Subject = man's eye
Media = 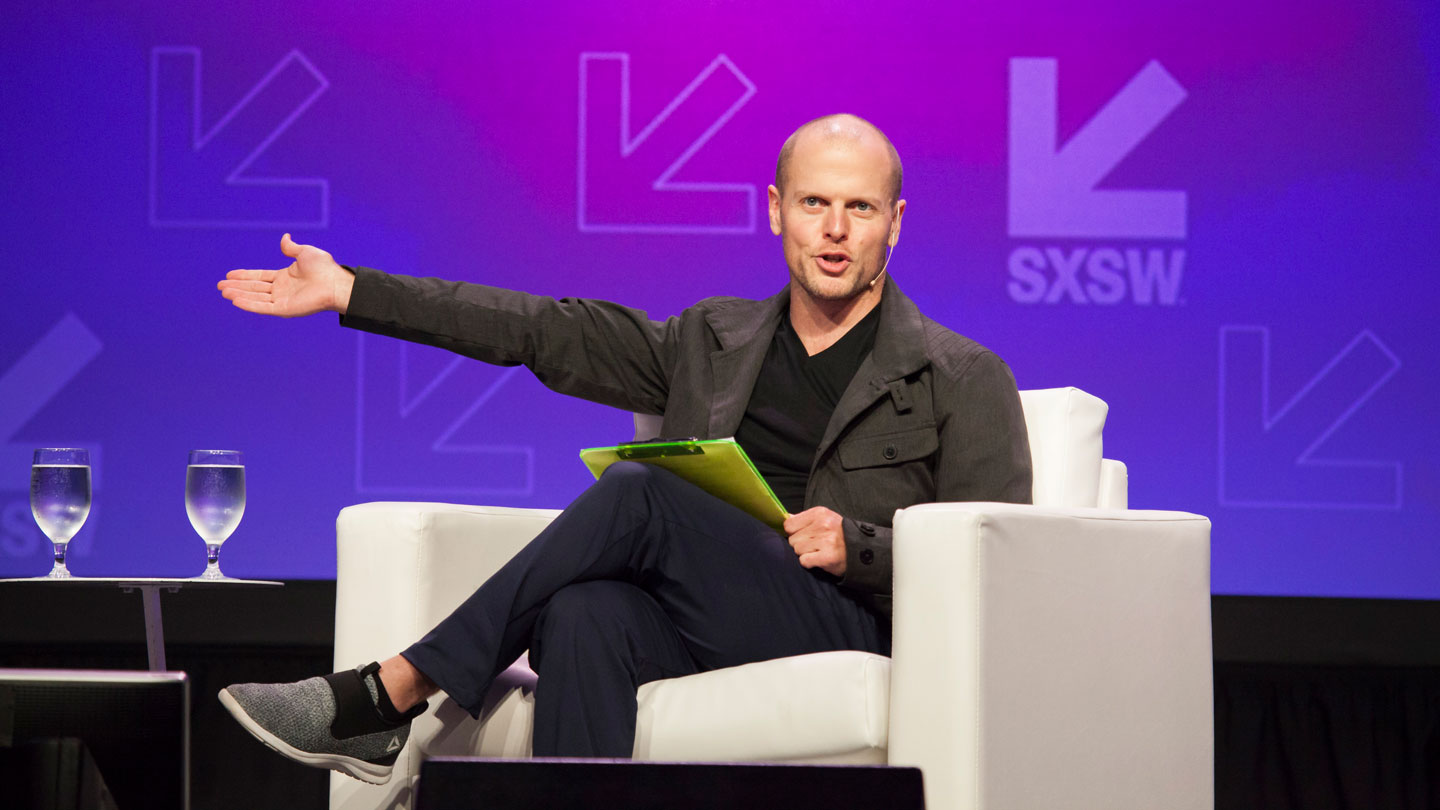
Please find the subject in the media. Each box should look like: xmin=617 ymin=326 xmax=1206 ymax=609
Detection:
xmin=855 ymin=202 xmax=872 ymax=211
xmin=803 ymin=197 xmax=821 ymax=206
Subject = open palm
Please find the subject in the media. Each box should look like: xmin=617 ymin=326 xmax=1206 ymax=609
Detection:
xmin=218 ymin=234 xmax=349 ymax=317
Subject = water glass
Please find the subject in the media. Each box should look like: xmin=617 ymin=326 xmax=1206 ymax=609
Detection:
xmin=185 ymin=450 xmax=245 ymax=579
xmin=31 ymin=448 xmax=92 ymax=579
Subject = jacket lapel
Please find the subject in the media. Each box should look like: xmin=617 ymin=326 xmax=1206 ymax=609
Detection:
xmin=704 ymin=287 xmax=788 ymax=438
xmin=812 ymin=276 xmax=930 ymax=465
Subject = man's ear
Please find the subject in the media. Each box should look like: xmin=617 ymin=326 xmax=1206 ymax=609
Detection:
xmin=888 ymin=198 xmax=906 ymax=247
xmin=767 ymin=185 xmax=783 ymax=236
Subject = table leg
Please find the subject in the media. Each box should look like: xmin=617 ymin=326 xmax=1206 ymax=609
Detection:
xmin=139 ymin=585 xmax=167 ymax=671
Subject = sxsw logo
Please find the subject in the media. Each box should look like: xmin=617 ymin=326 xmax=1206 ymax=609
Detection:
xmin=1006 ymin=59 xmax=1187 ymax=305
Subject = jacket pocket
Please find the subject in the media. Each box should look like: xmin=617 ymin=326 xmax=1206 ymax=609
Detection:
xmin=838 ymin=426 xmax=938 ymax=470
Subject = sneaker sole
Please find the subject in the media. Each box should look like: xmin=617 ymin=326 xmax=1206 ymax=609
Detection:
xmin=218 ymin=688 xmax=395 ymax=785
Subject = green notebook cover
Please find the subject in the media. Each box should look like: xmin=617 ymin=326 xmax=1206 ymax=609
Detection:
xmin=579 ymin=438 xmax=789 ymax=530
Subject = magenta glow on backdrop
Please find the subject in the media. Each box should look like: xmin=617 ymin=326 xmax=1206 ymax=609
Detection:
xmin=1 ymin=0 xmax=1436 ymax=596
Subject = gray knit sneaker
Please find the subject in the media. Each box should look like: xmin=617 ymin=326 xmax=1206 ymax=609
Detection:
xmin=218 ymin=662 xmax=427 ymax=784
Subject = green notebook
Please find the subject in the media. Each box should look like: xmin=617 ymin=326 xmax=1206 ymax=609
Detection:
xmin=579 ymin=438 xmax=789 ymax=530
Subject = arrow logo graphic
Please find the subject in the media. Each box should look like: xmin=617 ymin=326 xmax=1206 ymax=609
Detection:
xmin=0 ymin=314 xmax=103 ymax=567
xmin=355 ymin=335 xmax=533 ymax=496
xmin=1008 ymin=58 xmax=1187 ymax=239
xmin=578 ymin=52 xmax=757 ymax=233
xmin=1219 ymin=326 xmax=1402 ymax=509
xmin=150 ymin=47 xmax=329 ymax=228
xmin=0 ymin=315 xmax=102 ymax=455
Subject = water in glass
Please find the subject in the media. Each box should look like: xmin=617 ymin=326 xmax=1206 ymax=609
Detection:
xmin=30 ymin=448 xmax=91 ymax=578
xmin=186 ymin=450 xmax=245 ymax=579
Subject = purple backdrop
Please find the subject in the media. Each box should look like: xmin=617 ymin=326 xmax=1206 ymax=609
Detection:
xmin=2 ymin=1 xmax=1436 ymax=597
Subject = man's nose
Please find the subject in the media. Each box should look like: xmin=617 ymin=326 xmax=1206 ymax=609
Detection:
xmin=823 ymin=208 xmax=849 ymax=241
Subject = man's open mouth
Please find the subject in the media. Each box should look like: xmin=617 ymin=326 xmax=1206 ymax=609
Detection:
xmin=816 ymin=253 xmax=851 ymax=273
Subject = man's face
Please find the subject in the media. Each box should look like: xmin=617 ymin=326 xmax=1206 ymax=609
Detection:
xmin=768 ymin=137 xmax=904 ymax=304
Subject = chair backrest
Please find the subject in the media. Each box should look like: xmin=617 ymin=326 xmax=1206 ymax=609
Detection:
xmin=631 ymin=386 xmax=1114 ymax=510
xmin=1018 ymin=387 xmax=1108 ymax=508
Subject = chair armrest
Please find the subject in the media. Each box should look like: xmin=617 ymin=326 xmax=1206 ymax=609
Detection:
xmin=888 ymin=502 xmax=1212 ymax=810
xmin=331 ymin=503 xmax=557 ymax=810
xmin=1097 ymin=459 xmax=1128 ymax=509
xmin=333 ymin=502 xmax=560 ymax=669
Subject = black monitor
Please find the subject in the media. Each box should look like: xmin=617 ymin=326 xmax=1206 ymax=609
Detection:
xmin=0 ymin=669 xmax=189 ymax=810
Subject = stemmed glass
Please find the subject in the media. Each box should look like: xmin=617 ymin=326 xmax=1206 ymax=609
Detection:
xmin=31 ymin=448 xmax=92 ymax=579
xmin=185 ymin=450 xmax=246 ymax=580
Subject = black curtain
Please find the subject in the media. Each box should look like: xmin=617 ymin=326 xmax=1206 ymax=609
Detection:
xmin=1216 ymin=663 xmax=1440 ymax=810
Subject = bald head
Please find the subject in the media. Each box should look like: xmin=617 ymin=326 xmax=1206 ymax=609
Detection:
xmin=774 ymin=114 xmax=903 ymax=205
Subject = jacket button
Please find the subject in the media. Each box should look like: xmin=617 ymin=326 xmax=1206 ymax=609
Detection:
xmin=859 ymin=549 xmax=875 ymax=565
xmin=859 ymin=522 xmax=876 ymax=537
xmin=882 ymin=444 xmax=897 ymax=460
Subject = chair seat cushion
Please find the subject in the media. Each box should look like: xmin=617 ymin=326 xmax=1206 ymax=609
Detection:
xmin=634 ymin=650 xmax=891 ymax=763
xmin=434 ymin=651 xmax=891 ymax=765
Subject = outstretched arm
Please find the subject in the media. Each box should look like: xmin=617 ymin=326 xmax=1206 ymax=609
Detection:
xmin=217 ymin=234 xmax=355 ymax=317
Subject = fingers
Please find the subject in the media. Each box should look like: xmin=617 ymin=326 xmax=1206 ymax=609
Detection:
xmin=218 ymin=279 xmax=273 ymax=294
xmin=793 ymin=532 xmax=846 ymax=575
xmin=792 ymin=540 xmax=821 ymax=567
xmin=787 ymin=530 xmax=829 ymax=558
xmin=219 ymin=285 xmax=271 ymax=304
xmin=226 ymin=295 xmax=276 ymax=315
xmin=280 ymin=232 xmax=301 ymax=258
xmin=797 ymin=549 xmax=843 ymax=572
xmin=796 ymin=550 xmax=824 ymax=569
xmin=785 ymin=505 xmax=847 ymax=577
xmin=225 ymin=269 xmax=278 ymax=282
xmin=783 ymin=509 xmax=818 ymax=534
xmin=784 ymin=506 xmax=839 ymax=535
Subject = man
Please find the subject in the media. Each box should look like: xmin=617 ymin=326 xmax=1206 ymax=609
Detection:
xmin=216 ymin=114 xmax=1032 ymax=783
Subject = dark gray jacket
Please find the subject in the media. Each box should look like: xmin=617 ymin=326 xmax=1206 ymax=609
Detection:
xmin=341 ymin=267 xmax=1033 ymax=620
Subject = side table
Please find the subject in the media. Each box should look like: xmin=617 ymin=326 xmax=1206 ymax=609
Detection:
xmin=0 ymin=577 xmax=282 ymax=671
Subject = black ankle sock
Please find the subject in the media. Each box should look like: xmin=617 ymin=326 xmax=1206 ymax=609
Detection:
xmin=359 ymin=662 xmax=411 ymax=725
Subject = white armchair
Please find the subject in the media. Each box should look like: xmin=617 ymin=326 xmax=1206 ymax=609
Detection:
xmin=330 ymin=388 xmax=1213 ymax=810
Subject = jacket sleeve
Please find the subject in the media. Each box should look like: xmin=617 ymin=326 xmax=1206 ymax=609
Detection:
xmin=930 ymin=350 xmax=1033 ymax=507
xmin=837 ymin=349 xmax=1032 ymax=595
xmin=839 ymin=516 xmax=892 ymax=594
xmin=338 ymin=266 xmax=678 ymax=415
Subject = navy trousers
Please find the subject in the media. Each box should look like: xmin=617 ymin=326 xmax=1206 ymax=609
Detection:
xmin=401 ymin=462 xmax=888 ymax=757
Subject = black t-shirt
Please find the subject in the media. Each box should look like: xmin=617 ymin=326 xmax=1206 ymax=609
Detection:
xmin=734 ymin=306 xmax=882 ymax=513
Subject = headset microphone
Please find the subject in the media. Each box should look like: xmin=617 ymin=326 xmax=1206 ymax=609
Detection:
xmin=869 ymin=242 xmax=895 ymax=289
